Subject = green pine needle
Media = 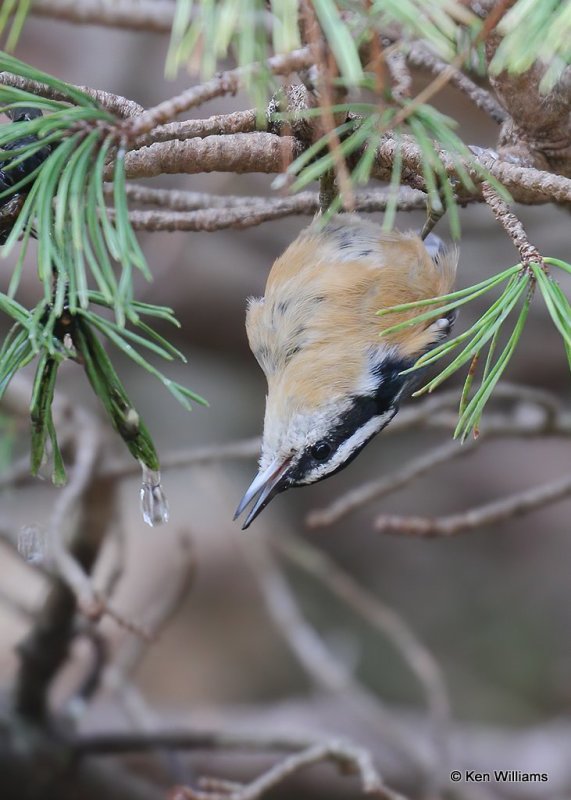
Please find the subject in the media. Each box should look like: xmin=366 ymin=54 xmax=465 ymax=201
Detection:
xmin=0 ymin=54 xmax=209 ymax=482
xmin=0 ymin=0 xmax=31 ymax=51
xmin=377 ymin=258 xmax=571 ymax=440
xmin=454 ymin=289 xmax=532 ymax=441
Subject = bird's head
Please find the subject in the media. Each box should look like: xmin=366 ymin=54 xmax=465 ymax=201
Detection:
xmin=234 ymin=346 xmax=417 ymax=528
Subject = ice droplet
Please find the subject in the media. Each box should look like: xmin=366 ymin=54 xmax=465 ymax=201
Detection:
xmin=18 ymin=525 xmax=48 ymax=565
xmin=140 ymin=465 xmax=169 ymax=527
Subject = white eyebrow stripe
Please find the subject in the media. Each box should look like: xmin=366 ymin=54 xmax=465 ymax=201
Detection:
xmin=299 ymin=410 xmax=396 ymax=485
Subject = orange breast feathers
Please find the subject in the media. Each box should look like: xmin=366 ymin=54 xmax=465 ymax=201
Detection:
xmin=245 ymin=217 xmax=458 ymax=407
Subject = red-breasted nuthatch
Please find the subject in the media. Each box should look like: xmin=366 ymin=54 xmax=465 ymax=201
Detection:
xmin=235 ymin=214 xmax=458 ymax=528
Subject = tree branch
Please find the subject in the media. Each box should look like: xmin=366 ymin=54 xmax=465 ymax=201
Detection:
xmin=0 ymin=72 xmax=144 ymax=117
xmin=117 ymin=185 xmax=426 ymax=212
xmin=120 ymin=133 xmax=303 ymax=180
xmin=144 ymin=110 xmax=260 ymax=146
xmin=175 ymin=739 xmax=405 ymax=800
xmin=372 ymin=135 xmax=571 ymax=206
xmin=119 ymin=130 xmax=571 ymax=209
xmin=29 ymin=0 xmax=175 ymax=32
xmin=375 ymin=473 xmax=571 ymax=537
xmin=119 ymin=188 xmax=428 ymax=231
xmin=125 ymin=48 xmax=312 ymax=137
xmin=405 ymin=42 xmax=506 ymax=124
xmin=481 ymin=182 xmax=544 ymax=267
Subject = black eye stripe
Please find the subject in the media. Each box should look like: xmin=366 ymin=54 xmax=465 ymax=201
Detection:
xmin=287 ymin=355 xmax=416 ymax=487
xmin=293 ymin=395 xmax=397 ymax=479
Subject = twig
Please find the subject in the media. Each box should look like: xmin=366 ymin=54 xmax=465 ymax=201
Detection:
xmin=37 ymin=412 xmax=151 ymax=636
xmin=65 ymin=621 xmax=108 ymax=717
xmin=54 ymin=693 xmax=571 ymax=800
xmin=106 ymin=187 xmax=427 ymax=232
xmin=104 ymin=437 xmax=261 ymax=481
xmin=405 ymin=43 xmax=506 ymax=124
xmin=120 ymin=184 xmax=418 ymax=215
xmin=307 ymin=439 xmax=478 ymax=528
xmin=373 ymin=134 xmax=571 ymax=206
xmin=379 ymin=383 xmax=563 ymax=437
xmin=272 ymin=533 xmax=451 ymax=787
xmin=28 ymin=0 xmax=175 ymax=32
xmin=122 ymin=206 xmax=313 ymax=232
xmin=144 ymin=110 xmax=260 ymax=146
xmin=375 ymin=472 xmax=571 ymax=536
xmin=245 ymin=535 xmax=351 ymax=693
xmin=386 ymin=49 xmax=412 ymax=102
xmin=47 ymin=410 xmax=103 ymax=616
xmin=101 ymin=531 xmax=195 ymax=786
xmin=100 ymin=522 xmax=127 ymax=600
xmin=125 ymin=48 xmax=312 ymax=137
xmin=481 ymin=182 xmax=544 ymax=268
xmin=388 ymin=50 xmax=470 ymax=133
xmin=118 ymin=189 xmax=427 ymax=231
xmin=106 ymin=184 xmax=267 ymax=211
xmin=174 ymin=739 xmax=406 ymax=800
xmin=0 ymin=72 xmax=145 ymax=117
xmin=102 ymin=385 xmax=565 ymax=483
xmin=96 ymin=531 xmax=197 ymax=781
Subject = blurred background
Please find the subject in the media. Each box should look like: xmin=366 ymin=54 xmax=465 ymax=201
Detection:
xmin=1 ymin=14 xmax=571 ymax=795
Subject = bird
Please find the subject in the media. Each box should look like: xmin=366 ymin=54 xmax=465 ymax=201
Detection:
xmin=234 ymin=214 xmax=458 ymax=529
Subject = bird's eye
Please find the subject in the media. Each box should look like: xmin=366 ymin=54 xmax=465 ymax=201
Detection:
xmin=310 ymin=441 xmax=332 ymax=461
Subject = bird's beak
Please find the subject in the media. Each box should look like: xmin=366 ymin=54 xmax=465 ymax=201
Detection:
xmin=234 ymin=456 xmax=292 ymax=530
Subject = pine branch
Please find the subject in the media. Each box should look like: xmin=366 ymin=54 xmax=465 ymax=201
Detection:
xmin=119 ymin=130 xmax=571 ymax=208
xmin=117 ymin=188 xmax=428 ymax=232
xmin=125 ymin=47 xmax=312 ymax=137
xmin=481 ymin=182 xmax=544 ymax=268
xmin=0 ymin=71 xmax=145 ymax=117
xmin=143 ymin=110 xmax=260 ymax=146
xmin=28 ymin=0 xmax=175 ymax=32
xmin=120 ymin=132 xmax=303 ymax=179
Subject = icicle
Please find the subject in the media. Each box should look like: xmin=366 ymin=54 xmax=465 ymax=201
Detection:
xmin=139 ymin=464 xmax=169 ymax=527
xmin=18 ymin=525 xmax=48 ymax=565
